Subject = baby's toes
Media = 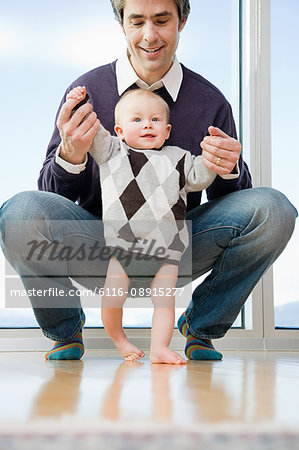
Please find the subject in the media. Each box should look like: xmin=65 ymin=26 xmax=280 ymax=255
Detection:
xmin=175 ymin=357 xmax=186 ymax=365
xmin=124 ymin=352 xmax=140 ymax=362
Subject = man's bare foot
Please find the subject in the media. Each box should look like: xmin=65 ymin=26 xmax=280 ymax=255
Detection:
xmin=114 ymin=336 xmax=145 ymax=362
xmin=150 ymin=347 xmax=186 ymax=365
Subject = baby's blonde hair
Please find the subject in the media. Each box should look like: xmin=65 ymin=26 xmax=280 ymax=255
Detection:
xmin=114 ymin=89 xmax=170 ymax=125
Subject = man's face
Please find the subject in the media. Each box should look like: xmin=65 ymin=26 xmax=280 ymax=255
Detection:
xmin=122 ymin=0 xmax=186 ymax=84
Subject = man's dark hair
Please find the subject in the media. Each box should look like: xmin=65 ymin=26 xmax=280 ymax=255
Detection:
xmin=110 ymin=0 xmax=190 ymax=25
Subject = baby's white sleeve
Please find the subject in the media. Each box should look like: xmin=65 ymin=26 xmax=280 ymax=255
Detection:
xmin=185 ymin=153 xmax=216 ymax=193
xmin=89 ymin=125 xmax=120 ymax=165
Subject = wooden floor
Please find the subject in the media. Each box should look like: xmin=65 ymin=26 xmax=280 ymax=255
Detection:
xmin=0 ymin=351 xmax=298 ymax=426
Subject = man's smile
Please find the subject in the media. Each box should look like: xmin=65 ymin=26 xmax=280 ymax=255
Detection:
xmin=139 ymin=45 xmax=164 ymax=54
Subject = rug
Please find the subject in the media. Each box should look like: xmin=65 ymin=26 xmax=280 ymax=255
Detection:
xmin=0 ymin=418 xmax=298 ymax=450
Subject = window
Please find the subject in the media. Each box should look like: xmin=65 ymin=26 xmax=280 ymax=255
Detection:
xmin=0 ymin=0 xmax=241 ymax=330
xmin=240 ymin=0 xmax=299 ymax=348
xmin=271 ymin=0 xmax=299 ymax=329
xmin=0 ymin=0 xmax=125 ymax=328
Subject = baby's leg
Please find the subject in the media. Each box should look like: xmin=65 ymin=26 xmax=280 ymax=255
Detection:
xmin=150 ymin=264 xmax=186 ymax=365
xmin=102 ymin=257 xmax=145 ymax=361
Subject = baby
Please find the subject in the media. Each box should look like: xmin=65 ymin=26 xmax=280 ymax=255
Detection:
xmin=66 ymin=86 xmax=216 ymax=364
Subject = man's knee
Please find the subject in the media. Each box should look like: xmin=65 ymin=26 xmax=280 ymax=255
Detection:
xmin=0 ymin=190 xmax=67 ymax=257
xmin=1 ymin=191 xmax=36 ymax=250
xmin=0 ymin=190 xmax=56 ymax=222
xmin=253 ymin=187 xmax=297 ymax=234
xmin=245 ymin=187 xmax=297 ymax=255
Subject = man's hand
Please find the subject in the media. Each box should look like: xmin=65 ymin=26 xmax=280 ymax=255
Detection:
xmin=56 ymin=86 xmax=100 ymax=165
xmin=200 ymin=126 xmax=241 ymax=176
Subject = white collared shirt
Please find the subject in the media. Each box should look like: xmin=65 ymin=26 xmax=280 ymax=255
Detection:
xmin=56 ymin=52 xmax=239 ymax=180
xmin=116 ymin=50 xmax=183 ymax=101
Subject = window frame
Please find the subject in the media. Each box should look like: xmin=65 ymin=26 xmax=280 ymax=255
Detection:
xmin=241 ymin=0 xmax=299 ymax=349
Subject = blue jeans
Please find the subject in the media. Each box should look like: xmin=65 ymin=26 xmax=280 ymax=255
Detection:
xmin=0 ymin=188 xmax=297 ymax=341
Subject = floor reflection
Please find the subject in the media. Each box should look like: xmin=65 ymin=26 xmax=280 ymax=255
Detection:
xmin=31 ymin=360 xmax=84 ymax=419
xmin=12 ymin=352 xmax=297 ymax=425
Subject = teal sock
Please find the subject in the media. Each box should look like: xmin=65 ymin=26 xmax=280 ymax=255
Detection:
xmin=45 ymin=313 xmax=85 ymax=361
xmin=177 ymin=312 xmax=222 ymax=361
xmin=177 ymin=312 xmax=190 ymax=337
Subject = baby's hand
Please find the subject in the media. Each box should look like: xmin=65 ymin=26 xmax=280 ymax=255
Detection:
xmin=66 ymin=85 xmax=86 ymax=101
xmin=57 ymin=85 xmax=100 ymax=165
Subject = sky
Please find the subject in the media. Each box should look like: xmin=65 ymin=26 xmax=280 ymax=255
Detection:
xmin=0 ymin=0 xmax=298 ymax=327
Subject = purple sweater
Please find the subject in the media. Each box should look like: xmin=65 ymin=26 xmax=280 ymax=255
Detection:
xmin=38 ymin=61 xmax=252 ymax=217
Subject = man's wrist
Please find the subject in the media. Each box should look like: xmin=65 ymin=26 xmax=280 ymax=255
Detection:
xmin=59 ymin=145 xmax=86 ymax=165
xmin=56 ymin=145 xmax=88 ymax=174
xmin=220 ymin=161 xmax=240 ymax=180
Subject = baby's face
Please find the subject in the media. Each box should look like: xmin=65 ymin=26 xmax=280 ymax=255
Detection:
xmin=115 ymin=94 xmax=171 ymax=149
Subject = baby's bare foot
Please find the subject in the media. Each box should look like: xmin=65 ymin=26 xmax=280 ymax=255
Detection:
xmin=150 ymin=347 xmax=186 ymax=365
xmin=114 ymin=336 xmax=145 ymax=362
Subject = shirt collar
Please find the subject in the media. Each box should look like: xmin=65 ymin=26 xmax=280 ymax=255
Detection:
xmin=116 ymin=50 xmax=183 ymax=102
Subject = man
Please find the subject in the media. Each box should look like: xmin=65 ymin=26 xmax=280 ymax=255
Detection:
xmin=0 ymin=0 xmax=297 ymax=361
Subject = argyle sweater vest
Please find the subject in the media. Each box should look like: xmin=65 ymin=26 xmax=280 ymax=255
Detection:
xmin=89 ymin=126 xmax=216 ymax=262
